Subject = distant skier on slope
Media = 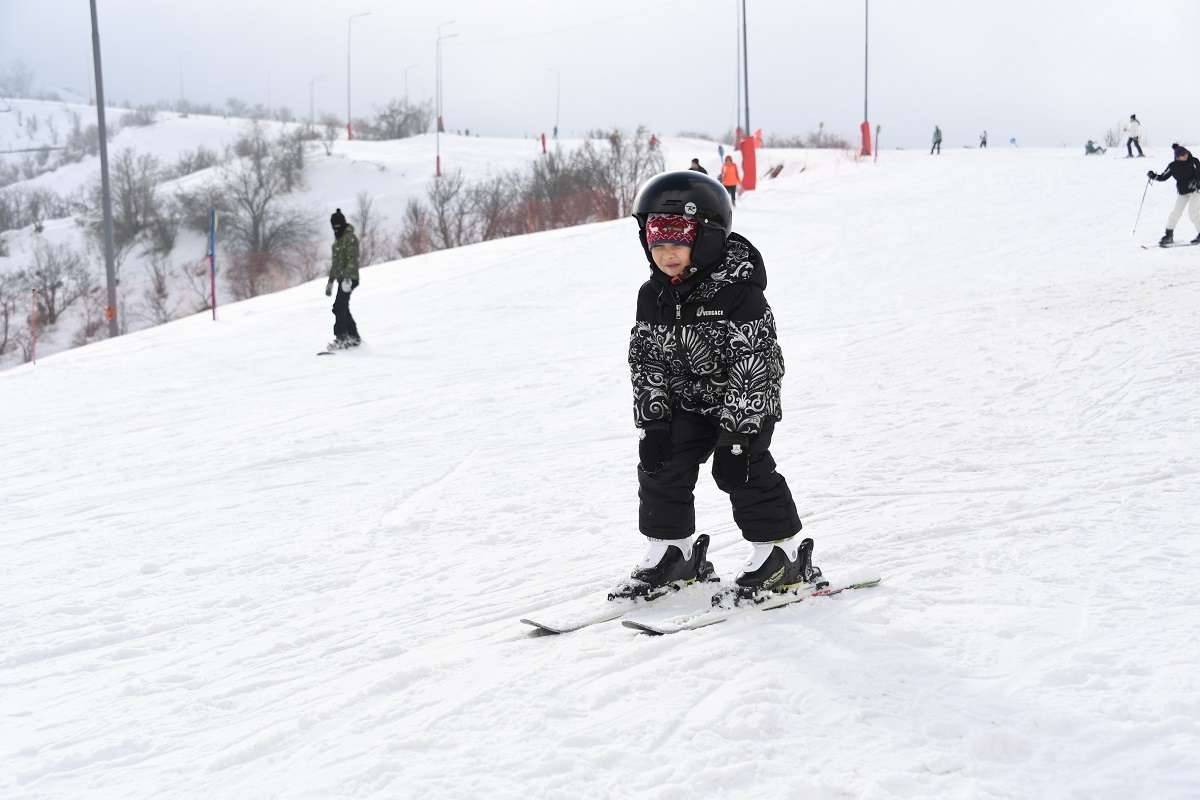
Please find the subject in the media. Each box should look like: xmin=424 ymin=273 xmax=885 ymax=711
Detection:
xmin=931 ymin=125 xmax=943 ymax=155
xmin=1085 ymin=140 xmax=1106 ymax=155
xmin=1126 ymin=114 xmax=1145 ymax=158
xmin=979 ymin=130 xmax=988 ymax=148
xmin=623 ymin=170 xmax=812 ymax=600
xmin=324 ymin=209 xmax=361 ymax=349
xmin=688 ymin=158 xmax=708 ymax=175
xmin=1147 ymin=143 xmax=1200 ymax=246
xmin=719 ymin=155 xmax=740 ymax=206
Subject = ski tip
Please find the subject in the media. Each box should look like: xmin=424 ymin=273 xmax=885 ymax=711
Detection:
xmin=519 ymin=618 xmax=565 ymax=635
xmin=621 ymin=620 xmax=667 ymax=635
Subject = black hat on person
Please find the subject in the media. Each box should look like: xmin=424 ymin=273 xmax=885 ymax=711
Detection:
xmin=1172 ymin=143 xmax=1190 ymax=158
xmin=330 ymin=208 xmax=347 ymax=230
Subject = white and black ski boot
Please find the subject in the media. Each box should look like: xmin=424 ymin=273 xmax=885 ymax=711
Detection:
xmin=609 ymin=534 xmax=717 ymax=601
xmin=734 ymin=536 xmax=823 ymax=598
xmin=1160 ymin=229 xmax=1174 ymax=247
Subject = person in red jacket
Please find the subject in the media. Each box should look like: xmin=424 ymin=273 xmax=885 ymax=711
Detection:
xmin=719 ymin=155 xmax=740 ymax=207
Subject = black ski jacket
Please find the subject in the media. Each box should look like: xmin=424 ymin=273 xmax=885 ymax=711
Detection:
xmin=1154 ymin=153 xmax=1200 ymax=194
xmin=629 ymin=233 xmax=784 ymax=437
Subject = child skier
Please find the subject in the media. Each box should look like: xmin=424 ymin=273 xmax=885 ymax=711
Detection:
xmin=623 ymin=170 xmax=812 ymax=600
xmin=1147 ymin=143 xmax=1200 ymax=246
xmin=324 ymin=208 xmax=361 ymax=348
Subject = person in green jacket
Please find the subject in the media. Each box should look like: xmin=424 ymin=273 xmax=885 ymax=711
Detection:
xmin=324 ymin=208 xmax=361 ymax=348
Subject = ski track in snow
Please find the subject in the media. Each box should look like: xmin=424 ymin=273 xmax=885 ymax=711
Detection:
xmin=3 ymin=146 xmax=1200 ymax=798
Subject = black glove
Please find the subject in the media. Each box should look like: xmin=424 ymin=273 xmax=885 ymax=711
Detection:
xmin=324 ymin=278 xmax=334 ymax=297
xmin=638 ymin=423 xmax=672 ymax=474
xmin=1147 ymin=170 xmax=1157 ymax=180
xmin=712 ymin=431 xmax=752 ymax=487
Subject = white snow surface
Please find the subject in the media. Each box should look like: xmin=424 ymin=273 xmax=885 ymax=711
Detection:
xmin=3 ymin=147 xmax=1199 ymax=798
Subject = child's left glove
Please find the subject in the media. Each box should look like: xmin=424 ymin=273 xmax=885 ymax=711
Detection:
xmin=712 ymin=431 xmax=751 ymax=488
xmin=340 ymin=278 xmax=354 ymax=293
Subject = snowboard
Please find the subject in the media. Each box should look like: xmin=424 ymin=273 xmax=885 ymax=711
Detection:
xmin=621 ymin=576 xmax=882 ymax=636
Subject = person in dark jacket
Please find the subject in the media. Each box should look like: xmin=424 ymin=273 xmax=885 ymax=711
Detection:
xmin=688 ymin=158 xmax=708 ymax=174
xmin=1147 ymin=143 xmax=1200 ymax=245
xmin=931 ymin=125 xmax=943 ymax=155
xmin=324 ymin=208 xmax=361 ymax=348
xmin=619 ymin=171 xmax=811 ymax=600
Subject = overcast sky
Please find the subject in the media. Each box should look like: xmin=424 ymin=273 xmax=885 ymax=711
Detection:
xmin=3 ymin=0 xmax=1197 ymax=148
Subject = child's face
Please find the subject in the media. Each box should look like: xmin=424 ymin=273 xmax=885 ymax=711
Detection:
xmin=651 ymin=244 xmax=692 ymax=278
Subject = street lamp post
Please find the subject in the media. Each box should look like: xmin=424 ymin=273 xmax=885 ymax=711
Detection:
xmin=861 ymin=0 xmax=872 ymax=156
xmin=346 ymin=11 xmax=371 ymax=140
xmin=309 ymin=75 xmax=325 ymax=126
xmin=741 ymin=0 xmax=750 ymax=135
xmin=435 ymin=21 xmax=457 ymax=177
xmin=88 ymin=0 xmax=118 ymax=338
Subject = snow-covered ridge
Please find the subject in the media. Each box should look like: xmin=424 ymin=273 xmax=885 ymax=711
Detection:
xmin=2 ymin=144 xmax=1198 ymax=798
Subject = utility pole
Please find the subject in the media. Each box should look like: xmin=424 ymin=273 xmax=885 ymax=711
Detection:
xmin=436 ymin=21 xmax=457 ymax=177
xmin=864 ymin=0 xmax=870 ymax=123
xmin=346 ymin=12 xmax=371 ymax=139
xmin=309 ymin=76 xmax=324 ymax=126
xmin=741 ymin=0 xmax=750 ymax=135
xmin=89 ymin=0 xmax=118 ymax=338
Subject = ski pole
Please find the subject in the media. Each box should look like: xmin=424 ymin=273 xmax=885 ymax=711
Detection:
xmin=1132 ymin=177 xmax=1151 ymax=237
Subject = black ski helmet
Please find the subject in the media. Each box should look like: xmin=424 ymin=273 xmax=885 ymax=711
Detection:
xmin=632 ymin=170 xmax=732 ymax=269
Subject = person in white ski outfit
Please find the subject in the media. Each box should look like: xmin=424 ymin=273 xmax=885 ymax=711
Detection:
xmin=1126 ymin=114 xmax=1145 ymax=158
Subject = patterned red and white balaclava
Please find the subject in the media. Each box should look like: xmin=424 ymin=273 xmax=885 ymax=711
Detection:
xmin=645 ymin=213 xmax=698 ymax=248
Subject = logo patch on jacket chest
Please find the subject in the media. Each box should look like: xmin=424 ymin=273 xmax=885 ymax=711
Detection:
xmin=695 ymin=306 xmax=724 ymax=318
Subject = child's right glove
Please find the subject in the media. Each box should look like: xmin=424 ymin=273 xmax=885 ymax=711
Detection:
xmin=325 ymin=278 xmax=335 ymax=296
xmin=1147 ymin=170 xmax=1158 ymax=180
xmin=638 ymin=423 xmax=672 ymax=474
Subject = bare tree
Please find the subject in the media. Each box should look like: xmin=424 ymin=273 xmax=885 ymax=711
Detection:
xmin=320 ymin=113 xmax=341 ymax=156
xmin=470 ymin=175 xmax=521 ymax=242
xmin=95 ymin=148 xmax=164 ymax=249
xmin=219 ymin=126 xmax=309 ymax=299
xmin=397 ymin=199 xmax=434 ymax=257
xmin=0 ymin=273 xmax=18 ymax=355
xmin=287 ymin=240 xmax=328 ymax=283
xmin=0 ymin=60 xmax=35 ymax=97
xmin=139 ymin=254 xmax=179 ymax=325
xmin=353 ymin=98 xmax=434 ymax=140
xmin=427 ymin=170 xmax=473 ymax=250
xmin=22 ymin=240 xmax=94 ymax=325
xmin=354 ymin=190 xmax=381 ymax=266
xmin=177 ymin=258 xmax=214 ymax=313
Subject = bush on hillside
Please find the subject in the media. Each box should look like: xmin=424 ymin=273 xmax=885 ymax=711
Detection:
xmin=353 ymin=98 xmax=434 ymax=141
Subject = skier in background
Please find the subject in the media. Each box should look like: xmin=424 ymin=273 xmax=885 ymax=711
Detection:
xmin=719 ymin=155 xmax=741 ymax=206
xmin=324 ymin=209 xmax=361 ymax=349
xmin=979 ymin=130 xmax=988 ymax=148
xmin=1085 ymin=139 xmax=1106 ymax=155
xmin=931 ymin=125 xmax=943 ymax=155
xmin=1147 ymin=143 xmax=1200 ymax=246
xmin=688 ymin=158 xmax=708 ymax=175
xmin=622 ymin=170 xmax=812 ymax=599
xmin=1126 ymin=114 xmax=1145 ymax=158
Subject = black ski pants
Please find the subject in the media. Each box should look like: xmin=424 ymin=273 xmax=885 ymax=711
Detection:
xmin=331 ymin=280 xmax=360 ymax=341
xmin=725 ymin=184 xmax=738 ymax=207
xmin=931 ymin=141 xmax=941 ymax=155
xmin=1127 ymin=137 xmax=1144 ymax=157
xmin=638 ymin=410 xmax=802 ymax=543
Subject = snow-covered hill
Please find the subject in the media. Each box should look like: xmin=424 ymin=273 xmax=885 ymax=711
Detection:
xmin=2 ymin=146 xmax=1198 ymax=798
xmin=0 ymin=99 xmax=618 ymax=369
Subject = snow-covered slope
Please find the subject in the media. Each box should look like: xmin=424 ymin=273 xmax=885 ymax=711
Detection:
xmin=3 ymin=147 xmax=1198 ymax=798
